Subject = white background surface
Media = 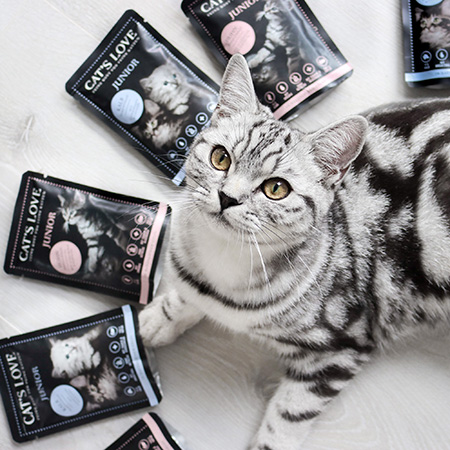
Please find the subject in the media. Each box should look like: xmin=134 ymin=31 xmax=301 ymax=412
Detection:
xmin=1 ymin=1 xmax=450 ymax=449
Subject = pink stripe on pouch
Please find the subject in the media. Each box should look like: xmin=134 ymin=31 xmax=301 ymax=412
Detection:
xmin=139 ymin=203 xmax=168 ymax=304
xmin=142 ymin=414 xmax=176 ymax=450
xmin=273 ymin=63 xmax=353 ymax=119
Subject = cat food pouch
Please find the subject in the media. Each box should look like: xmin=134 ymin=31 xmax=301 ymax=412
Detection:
xmin=105 ymin=412 xmax=189 ymax=450
xmin=181 ymin=0 xmax=353 ymax=120
xmin=0 ymin=305 xmax=162 ymax=443
xmin=4 ymin=172 xmax=170 ymax=305
xmin=66 ymin=10 xmax=220 ymax=185
xmin=402 ymin=0 xmax=450 ymax=88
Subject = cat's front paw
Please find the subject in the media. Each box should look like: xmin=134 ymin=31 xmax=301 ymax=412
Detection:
xmin=139 ymin=294 xmax=181 ymax=348
xmin=139 ymin=291 xmax=205 ymax=348
xmin=173 ymin=104 xmax=189 ymax=115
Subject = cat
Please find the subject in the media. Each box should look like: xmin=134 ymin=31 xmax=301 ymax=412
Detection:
xmin=132 ymin=99 xmax=186 ymax=149
xmin=138 ymin=53 xmax=450 ymax=450
xmin=58 ymin=191 xmax=128 ymax=275
xmin=250 ymin=52 xmax=285 ymax=90
xmin=247 ymin=0 xmax=323 ymax=75
xmin=50 ymin=327 xmax=101 ymax=379
xmin=50 ymin=326 xmax=120 ymax=411
xmin=140 ymin=63 xmax=192 ymax=116
xmin=416 ymin=0 xmax=450 ymax=50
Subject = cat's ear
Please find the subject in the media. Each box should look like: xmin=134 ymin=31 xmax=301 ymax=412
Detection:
xmin=312 ymin=116 xmax=368 ymax=188
xmin=442 ymin=0 xmax=450 ymax=17
xmin=415 ymin=7 xmax=424 ymax=21
xmin=87 ymin=326 xmax=101 ymax=340
xmin=213 ymin=54 xmax=260 ymax=119
xmin=73 ymin=191 xmax=86 ymax=209
xmin=57 ymin=195 xmax=66 ymax=207
xmin=139 ymin=77 xmax=149 ymax=91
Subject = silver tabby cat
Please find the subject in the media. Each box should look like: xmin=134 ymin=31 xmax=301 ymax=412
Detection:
xmin=139 ymin=54 xmax=450 ymax=449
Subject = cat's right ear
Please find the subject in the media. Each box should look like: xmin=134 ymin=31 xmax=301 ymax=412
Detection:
xmin=57 ymin=194 xmax=65 ymax=206
xmin=415 ymin=7 xmax=424 ymax=21
xmin=73 ymin=191 xmax=86 ymax=208
xmin=213 ymin=54 xmax=260 ymax=120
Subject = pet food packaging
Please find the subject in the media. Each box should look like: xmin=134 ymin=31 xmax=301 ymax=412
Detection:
xmin=402 ymin=0 xmax=450 ymax=88
xmin=181 ymin=0 xmax=353 ymax=120
xmin=105 ymin=412 xmax=189 ymax=450
xmin=0 ymin=305 xmax=162 ymax=443
xmin=4 ymin=172 xmax=170 ymax=305
xmin=66 ymin=10 xmax=220 ymax=185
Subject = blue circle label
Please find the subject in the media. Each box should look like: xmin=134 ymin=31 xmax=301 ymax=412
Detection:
xmin=111 ymin=89 xmax=144 ymax=125
xmin=416 ymin=0 xmax=442 ymax=6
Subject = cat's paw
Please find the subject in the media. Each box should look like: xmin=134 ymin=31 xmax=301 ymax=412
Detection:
xmin=173 ymin=104 xmax=189 ymax=115
xmin=91 ymin=351 xmax=101 ymax=369
xmin=138 ymin=294 xmax=182 ymax=348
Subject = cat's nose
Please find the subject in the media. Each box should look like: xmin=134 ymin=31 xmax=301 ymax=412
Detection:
xmin=219 ymin=191 xmax=240 ymax=211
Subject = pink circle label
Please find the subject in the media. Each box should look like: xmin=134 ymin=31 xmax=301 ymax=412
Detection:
xmin=49 ymin=241 xmax=82 ymax=275
xmin=221 ymin=21 xmax=256 ymax=55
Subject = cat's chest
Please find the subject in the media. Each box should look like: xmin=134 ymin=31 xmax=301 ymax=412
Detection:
xmin=75 ymin=216 xmax=102 ymax=238
xmin=192 ymin=236 xmax=255 ymax=293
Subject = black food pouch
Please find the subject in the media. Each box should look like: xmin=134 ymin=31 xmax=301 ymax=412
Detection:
xmin=402 ymin=0 xmax=450 ymax=88
xmin=106 ymin=412 xmax=189 ymax=450
xmin=0 ymin=305 xmax=162 ymax=443
xmin=66 ymin=10 xmax=220 ymax=185
xmin=182 ymin=0 xmax=353 ymax=120
xmin=4 ymin=172 xmax=170 ymax=305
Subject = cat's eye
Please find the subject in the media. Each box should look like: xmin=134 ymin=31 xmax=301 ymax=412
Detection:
xmin=262 ymin=178 xmax=291 ymax=200
xmin=210 ymin=146 xmax=231 ymax=171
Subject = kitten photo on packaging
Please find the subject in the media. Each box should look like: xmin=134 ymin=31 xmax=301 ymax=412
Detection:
xmin=415 ymin=0 xmax=450 ymax=50
xmin=139 ymin=54 xmax=450 ymax=449
xmin=403 ymin=0 xmax=450 ymax=87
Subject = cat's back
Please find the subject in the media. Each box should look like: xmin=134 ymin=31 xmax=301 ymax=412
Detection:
xmin=345 ymin=97 xmax=450 ymax=192
xmin=337 ymin=98 xmax=450 ymax=333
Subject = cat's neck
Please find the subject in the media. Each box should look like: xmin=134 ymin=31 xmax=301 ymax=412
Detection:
xmin=173 ymin=207 xmax=329 ymax=296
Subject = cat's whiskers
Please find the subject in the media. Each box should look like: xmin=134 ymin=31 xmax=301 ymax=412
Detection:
xmin=255 ymin=224 xmax=297 ymax=273
xmin=257 ymin=220 xmax=323 ymax=297
xmin=250 ymin=231 xmax=275 ymax=301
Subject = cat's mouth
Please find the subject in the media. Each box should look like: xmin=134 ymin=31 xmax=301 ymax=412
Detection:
xmin=207 ymin=207 xmax=257 ymax=236
xmin=209 ymin=210 xmax=236 ymax=229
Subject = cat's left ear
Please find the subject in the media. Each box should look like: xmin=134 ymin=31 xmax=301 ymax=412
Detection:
xmin=312 ymin=116 xmax=368 ymax=188
xmin=213 ymin=54 xmax=261 ymax=119
xmin=73 ymin=191 xmax=86 ymax=208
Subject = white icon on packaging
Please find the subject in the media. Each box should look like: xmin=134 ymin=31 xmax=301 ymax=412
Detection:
xmin=436 ymin=49 xmax=448 ymax=61
xmin=421 ymin=51 xmax=432 ymax=63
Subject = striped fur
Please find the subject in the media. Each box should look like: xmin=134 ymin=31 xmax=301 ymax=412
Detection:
xmin=139 ymin=54 xmax=450 ymax=450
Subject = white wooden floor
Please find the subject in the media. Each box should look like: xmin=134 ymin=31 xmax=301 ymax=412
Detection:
xmin=1 ymin=1 xmax=450 ymax=449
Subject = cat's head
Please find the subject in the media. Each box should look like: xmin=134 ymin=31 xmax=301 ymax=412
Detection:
xmin=49 ymin=328 xmax=101 ymax=378
xmin=184 ymin=54 xmax=367 ymax=245
xmin=416 ymin=8 xmax=442 ymax=29
xmin=141 ymin=99 xmax=163 ymax=138
xmin=58 ymin=191 xmax=87 ymax=232
xmin=251 ymin=53 xmax=280 ymax=87
xmin=140 ymin=64 xmax=187 ymax=104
